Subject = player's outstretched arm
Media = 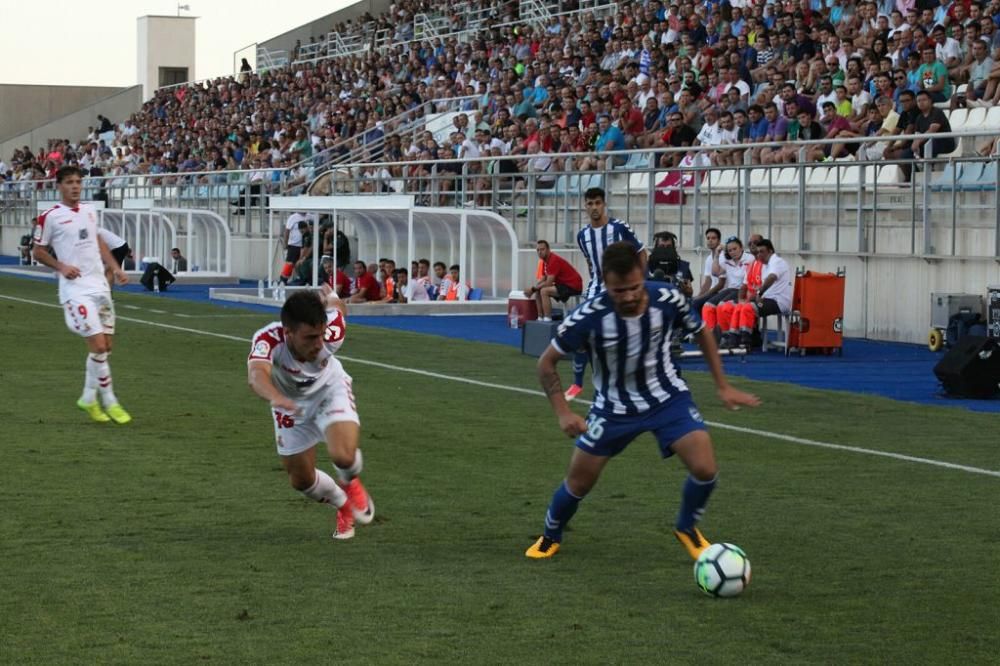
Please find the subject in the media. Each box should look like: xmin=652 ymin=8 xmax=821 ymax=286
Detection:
xmin=319 ymin=283 xmax=346 ymax=317
xmin=248 ymin=360 xmax=299 ymax=413
xmin=695 ymin=327 xmax=762 ymax=411
xmin=538 ymin=345 xmax=587 ymax=437
xmin=32 ymin=244 xmax=80 ymax=279
xmin=97 ymin=236 xmax=128 ymax=285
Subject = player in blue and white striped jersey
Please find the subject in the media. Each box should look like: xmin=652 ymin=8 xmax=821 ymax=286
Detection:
xmin=526 ymin=242 xmax=761 ymax=562
xmin=564 ymin=187 xmax=647 ymax=402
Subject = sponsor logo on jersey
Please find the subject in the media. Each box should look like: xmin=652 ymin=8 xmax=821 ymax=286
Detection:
xmin=252 ymin=340 xmax=271 ymax=358
xmin=79 ymin=228 xmax=89 ymax=240
xmin=688 ymin=406 xmax=704 ymax=423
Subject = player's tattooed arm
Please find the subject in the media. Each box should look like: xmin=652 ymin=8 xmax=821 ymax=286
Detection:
xmin=540 ymin=368 xmax=563 ymax=398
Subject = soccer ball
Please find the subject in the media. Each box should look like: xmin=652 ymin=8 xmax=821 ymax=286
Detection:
xmin=694 ymin=543 xmax=751 ymax=598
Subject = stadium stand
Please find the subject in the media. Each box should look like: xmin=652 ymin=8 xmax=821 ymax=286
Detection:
xmin=6 ymin=0 xmax=1000 ymax=192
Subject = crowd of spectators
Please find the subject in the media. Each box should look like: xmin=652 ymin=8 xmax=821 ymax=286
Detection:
xmin=5 ymin=0 xmax=1000 ymax=197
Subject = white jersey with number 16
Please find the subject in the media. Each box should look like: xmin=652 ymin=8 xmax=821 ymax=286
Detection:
xmin=247 ymin=309 xmax=347 ymax=399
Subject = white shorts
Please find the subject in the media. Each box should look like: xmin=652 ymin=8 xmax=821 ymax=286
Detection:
xmin=63 ymin=293 xmax=116 ymax=337
xmin=272 ymin=373 xmax=360 ymax=456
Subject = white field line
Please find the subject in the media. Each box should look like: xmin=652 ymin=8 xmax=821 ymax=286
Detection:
xmin=2 ymin=292 xmax=999 ymax=479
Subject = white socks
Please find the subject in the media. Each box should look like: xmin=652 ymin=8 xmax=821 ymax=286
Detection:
xmin=334 ymin=449 xmax=363 ymax=484
xmin=302 ymin=470 xmax=348 ymax=508
xmin=83 ymin=352 xmax=118 ymax=406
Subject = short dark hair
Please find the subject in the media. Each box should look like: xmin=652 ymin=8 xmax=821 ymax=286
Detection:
xmin=757 ymin=238 xmax=776 ymax=253
xmin=602 ymin=241 xmax=642 ymax=278
xmin=584 ymin=187 xmax=605 ymax=202
xmin=433 ymin=261 xmax=446 ymax=270
xmin=419 ymin=258 xmax=430 ymax=267
xmin=705 ymin=227 xmax=721 ymax=240
xmin=56 ymin=165 xmax=83 ymax=183
xmin=537 ymin=239 xmax=551 ymax=249
xmin=449 ymin=264 xmax=460 ymax=271
xmin=280 ymin=290 xmax=326 ymax=330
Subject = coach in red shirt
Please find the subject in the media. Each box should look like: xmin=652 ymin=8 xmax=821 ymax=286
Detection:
xmin=348 ymin=261 xmax=381 ymax=303
xmin=523 ymin=240 xmax=583 ymax=321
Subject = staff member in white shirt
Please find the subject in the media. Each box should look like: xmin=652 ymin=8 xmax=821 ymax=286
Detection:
xmin=731 ymin=239 xmax=792 ymax=349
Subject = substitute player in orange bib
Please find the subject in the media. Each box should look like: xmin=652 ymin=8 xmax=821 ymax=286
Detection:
xmin=247 ymin=286 xmax=374 ymax=539
xmin=31 ymin=166 xmax=131 ymax=424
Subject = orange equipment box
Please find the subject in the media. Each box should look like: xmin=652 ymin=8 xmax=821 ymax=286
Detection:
xmin=787 ymin=269 xmax=846 ymax=355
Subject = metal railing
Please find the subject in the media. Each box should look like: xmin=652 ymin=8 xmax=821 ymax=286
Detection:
xmin=4 ymin=131 xmax=1000 ymax=263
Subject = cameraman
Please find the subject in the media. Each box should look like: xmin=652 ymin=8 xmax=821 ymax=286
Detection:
xmin=647 ymin=231 xmax=694 ymax=298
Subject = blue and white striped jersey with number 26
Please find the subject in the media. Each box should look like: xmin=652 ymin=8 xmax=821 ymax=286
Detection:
xmin=550 ymin=283 xmax=704 ymax=417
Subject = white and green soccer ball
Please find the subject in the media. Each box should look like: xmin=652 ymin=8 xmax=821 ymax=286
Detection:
xmin=694 ymin=543 xmax=752 ymax=598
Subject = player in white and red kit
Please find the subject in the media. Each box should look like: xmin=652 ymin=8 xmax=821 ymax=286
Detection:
xmin=31 ymin=166 xmax=131 ymax=424
xmin=247 ymin=286 xmax=374 ymax=539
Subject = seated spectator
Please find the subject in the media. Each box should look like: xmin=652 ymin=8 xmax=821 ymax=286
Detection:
xmin=691 ymin=227 xmax=724 ymax=309
xmin=756 ymin=103 xmax=789 ymax=165
xmin=332 ymin=259 xmax=351 ymax=297
xmin=916 ymin=45 xmax=950 ymax=103
xmin=859 ymin=97 xmax=901 ymax=161
xmin=522 ymin=240 xmax=583 ymax=322
xmin=348 ymin=261 xmax=381 ymax=303
xmin=908 ymin=89 xmax=956 ymax=157
xmin=657 ymin=112 xmax=697 ymax=168
xmin=378 ymin=259 xmax=398 ymax=302
xmin=170 ymin=247 xmax=187 ymax=273
xmin=725 ymin=239 xmax=792 ymax=350
xmin=404 ymin=267 xmax=431 ymax=302
xmin=442 ymin=265 xmax=469 ymax=301
xmin=594 ymin=114 xmax=627 ymax=168
xmin=702 ymin=236 xmax=755 ymax=342
xmin=805 ymin=102 xmax=857 ymax=161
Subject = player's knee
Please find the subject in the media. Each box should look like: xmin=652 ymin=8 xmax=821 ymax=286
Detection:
xmin=690 ymin=461 xmax=718 ymax=481
xmin=564 ymin=472 xmax=597 ymax=497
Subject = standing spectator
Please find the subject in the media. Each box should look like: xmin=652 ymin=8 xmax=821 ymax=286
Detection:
xmin=279 ymin=212 xmax=314 ymax=284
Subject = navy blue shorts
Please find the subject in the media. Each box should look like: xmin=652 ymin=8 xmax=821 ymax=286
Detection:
xmin=575 ymin=393 xmax=707 ymax=458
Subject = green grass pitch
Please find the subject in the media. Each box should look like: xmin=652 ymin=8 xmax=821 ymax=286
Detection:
xmin=1 ymin=275 xmax=998 ymax=664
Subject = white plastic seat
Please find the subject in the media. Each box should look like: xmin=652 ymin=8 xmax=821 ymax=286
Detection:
xmin=749 ymin=168 xmax=769 ymax=188
xmin=947 ymin=108 xmax=968 ymax=130
xmin=775 ymin=167 xmax=799 ymax=188
xmin=806 ymin=166 xmax=833 ymax=187
xmin=964 ymin=106 xmax=987 ymax=129
xmin=628 ymin=172 xmax=650 ymax=191
xmin=707 ymin=169 xmax=738 ymax=190
xmin=876 ymin=164 xmax=903 ymax=184
xmin=982 ymin=106 xmax=1000 ymax=130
